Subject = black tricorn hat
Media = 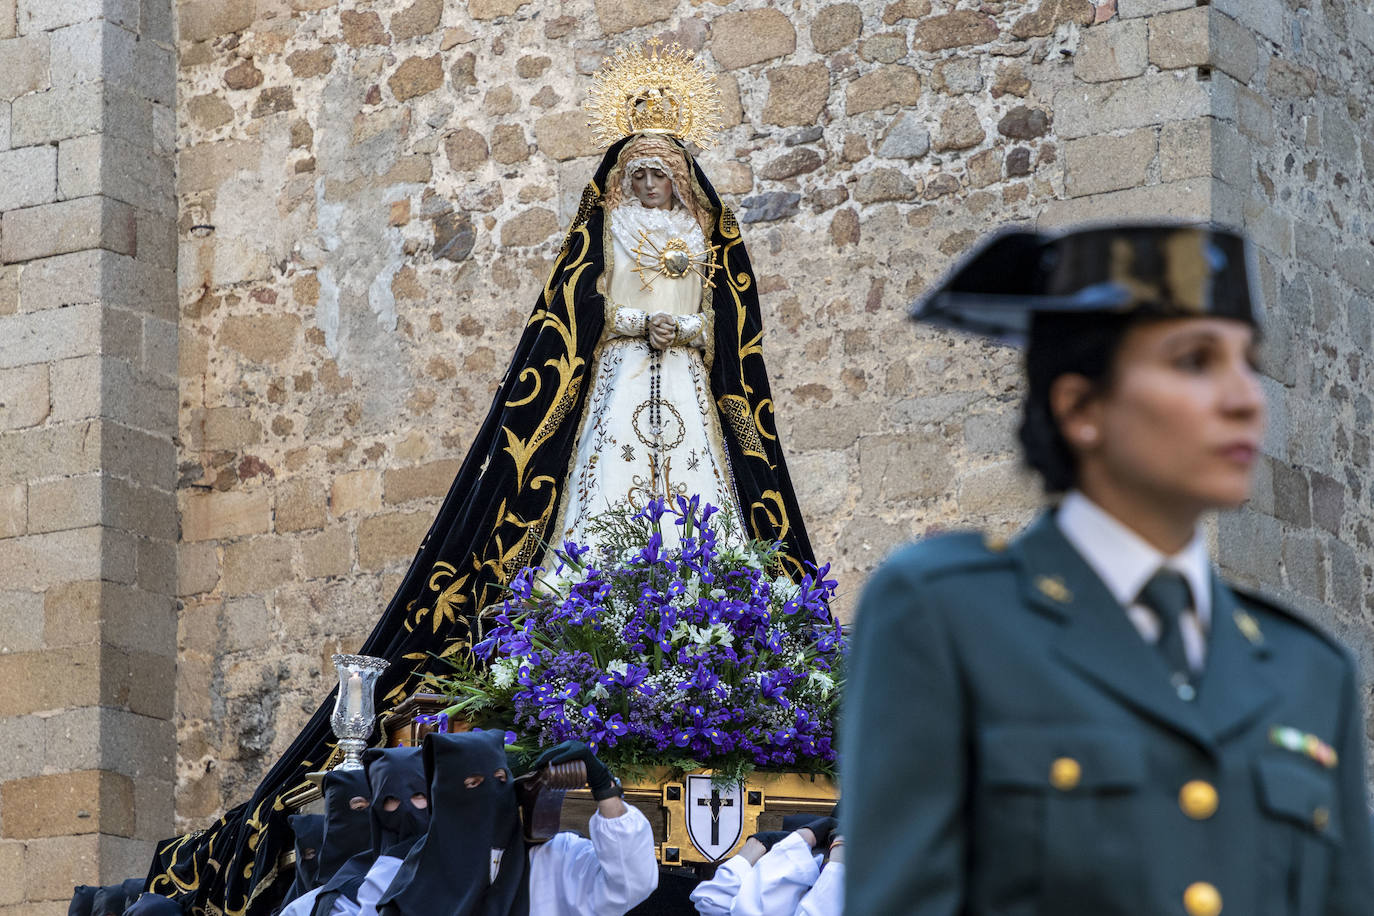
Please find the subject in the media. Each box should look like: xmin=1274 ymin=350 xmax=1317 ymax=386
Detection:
xmin=910 ymin=222 xmax=1259 ymax=345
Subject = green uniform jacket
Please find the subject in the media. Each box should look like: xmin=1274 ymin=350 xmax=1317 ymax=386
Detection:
xmin=840 ymin=513 xmax=1374 ymax=915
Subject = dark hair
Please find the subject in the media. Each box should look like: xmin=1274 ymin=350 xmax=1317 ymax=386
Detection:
xmin=1018 ymin=312 xmax=1137 ymax=492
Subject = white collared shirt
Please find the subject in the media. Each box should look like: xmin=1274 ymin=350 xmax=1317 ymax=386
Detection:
xmin=1056 ymin=490 xmax=1211 ymax=673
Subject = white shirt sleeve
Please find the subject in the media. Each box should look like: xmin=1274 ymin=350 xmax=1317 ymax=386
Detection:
xmin=352 ymin=856 xmax=402 ymax=916
xmin=795 ymin=862 xmax=843 ymax=916
xmin=729 ymin=833 xmax=819 ymax=916
xmin=278 ymin=887 xmax=323 ymax=916
xmin=528 ymin=806 xmax=659 ymax=915
xmin=689 ymin=855 xmax=751 ymax=915
xmin=325 ymin=890 xmax=362 ymax=916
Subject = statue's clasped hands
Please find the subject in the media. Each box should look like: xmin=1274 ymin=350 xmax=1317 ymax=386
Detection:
xmin=647 ymin=312 xmax=677 ymax=350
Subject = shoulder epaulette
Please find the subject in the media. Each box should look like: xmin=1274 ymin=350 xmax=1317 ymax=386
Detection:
xmin=885 ymin=530 xmax=1014 ymax=582
xmin=1229 ymin=583 xmax=1352 ymax=659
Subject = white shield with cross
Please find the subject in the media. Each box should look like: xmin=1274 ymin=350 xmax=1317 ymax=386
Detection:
xmin=684 ymin=775 xmax=745 ymax=861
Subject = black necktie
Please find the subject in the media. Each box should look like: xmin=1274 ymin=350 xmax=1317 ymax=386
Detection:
xmin=1137 ymin=569 xmax=1194 ymax=684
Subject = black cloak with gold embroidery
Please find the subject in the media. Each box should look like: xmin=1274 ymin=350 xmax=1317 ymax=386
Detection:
xmin=147 ymin=135 xmax=819 ymax=914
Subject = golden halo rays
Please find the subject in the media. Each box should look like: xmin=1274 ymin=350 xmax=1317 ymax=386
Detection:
xmin=585 ymin=37 xmax=723 ymax=150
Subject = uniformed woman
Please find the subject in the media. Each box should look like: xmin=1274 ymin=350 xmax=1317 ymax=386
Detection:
xmin=840 ymin=224 xmax=1374 ymax=915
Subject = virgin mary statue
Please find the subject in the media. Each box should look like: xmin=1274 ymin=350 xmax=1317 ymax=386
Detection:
xmin=551 ymin=131 xmax=741 ymax=552
xmin=148 ymin=40 xmax=820 ymax=914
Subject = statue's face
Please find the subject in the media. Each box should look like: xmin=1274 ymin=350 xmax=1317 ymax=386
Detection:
xmin=629 ymin=165 xmax=674 ymax=210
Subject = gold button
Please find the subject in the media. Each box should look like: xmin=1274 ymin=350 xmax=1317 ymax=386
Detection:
xmin=1184 ymin=881 xmax=1223 ymax=916
xmin=1313 ymin=807 xmax=1330 ymax=832
xmin=1049 ymin=757 xmax=1081 ymax=791
xmin=1179 ymin=780 xmax=1219 ymax=820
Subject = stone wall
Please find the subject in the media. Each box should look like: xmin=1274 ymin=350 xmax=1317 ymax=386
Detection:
xmin=71 ymin=0 xmax=1374 ymax=847
xmin=0 ymin=0 xmax=178 ymax=910
xmin=1200 ymin=0 xmax=1374 ymax=675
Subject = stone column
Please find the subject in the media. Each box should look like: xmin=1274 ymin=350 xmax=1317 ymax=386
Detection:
xmin=0 ymin=0 xmax=178 ymax=910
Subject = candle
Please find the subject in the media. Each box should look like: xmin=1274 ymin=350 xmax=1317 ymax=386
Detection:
xmin=347 ymin=671 xmax=363 ymax=714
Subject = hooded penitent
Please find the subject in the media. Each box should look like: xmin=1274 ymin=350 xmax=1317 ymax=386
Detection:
xmin=377 ymin=731 xmax=529 ymax=916
xmin=148 ymin=41 xmax=822 ymax=915
xmin=123 ymin=896 xmax=183 ymax=916
xmin=283 ymin=814 xmax=325 ymax=899
xmin=90 ymin=885 xmax=124 ymax=916
xmin=91 ymin=880 xmax=145 ymax=916
xmin=275 ymin=770 xmax=371 ymax=914
xmin=309 ymin=747 xmax=430 ymax=916
xmin=68 ymin=886 xmax=98 ymax=916
xmin=365 ymin=747 xmax=431 ymax=855
xmin=315 ymin=769 xmax=373 ymax=885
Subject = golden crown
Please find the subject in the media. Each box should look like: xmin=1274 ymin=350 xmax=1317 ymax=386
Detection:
xmin=585 ymin=38 xmax=722 ymax=150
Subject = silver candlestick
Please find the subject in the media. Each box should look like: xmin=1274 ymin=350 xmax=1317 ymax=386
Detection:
xmin=330 ymin=653 xmax=389 ymax=770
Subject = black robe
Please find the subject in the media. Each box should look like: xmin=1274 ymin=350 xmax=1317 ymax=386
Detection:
xmin=146 ymin=135 xmax=819 ymax=915
xmin=376 ymin=731 xmax=529 ymax=916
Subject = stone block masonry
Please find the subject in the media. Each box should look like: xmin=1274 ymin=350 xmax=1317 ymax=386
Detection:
xmin=0 ymin=0 xmax=178 ymax=908
xmin=0 ymin=0 xmax=1371 ymax=906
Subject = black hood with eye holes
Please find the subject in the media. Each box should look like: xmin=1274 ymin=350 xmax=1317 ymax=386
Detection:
xmin=364 ymin=746 xmax=431 ymax=856
xmin=317 ymin=768 xmax=372 ymax=884
xmin=376 ymin=731 xmax=529 ymax=916
xmin=309 ymin=748 xmax=430 ymax=916
xmin=285 ymin=814 xmax=324 ymax=896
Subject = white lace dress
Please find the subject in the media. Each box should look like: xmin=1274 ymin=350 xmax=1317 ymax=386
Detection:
xmin=547 ymin=201 xmax=744 ymax=556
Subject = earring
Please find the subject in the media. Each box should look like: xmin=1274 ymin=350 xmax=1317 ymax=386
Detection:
xmin=1078 ymin=426 xmax=1099 ymax=446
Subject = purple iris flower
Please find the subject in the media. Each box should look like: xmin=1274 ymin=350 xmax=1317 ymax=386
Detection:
xmin=633 ymin=497 xmax=667 ymax=523
xmin=601 ymin=662 xmax=649 ymax=690
xmin=757 ymin=671 xmax=788 ymax=703
xmin=453 ymin=496 xmax=846 ymax=780
xmin=581 ymin=704 xmax=629 ymax=750
xmin=634 ymin=530 xmax=664 ymax=565
xmin=473 ymin=633 xmax=499 ymax=659
xmin=504 ymin=628 xmax=535 ymax=656
xmin=560 ymin=540 xmax=591 ymax=566
xmin=508 ymin=567 xmax=539 ymax=601
xmin=676 ymin=664 xmax=720 ymax=695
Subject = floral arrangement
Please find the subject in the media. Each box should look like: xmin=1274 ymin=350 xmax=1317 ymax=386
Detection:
xmin=430 ymin=496 xmax=844 ymax=785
